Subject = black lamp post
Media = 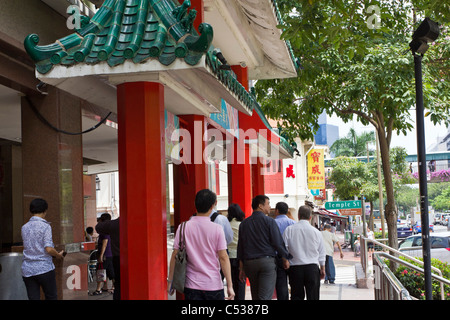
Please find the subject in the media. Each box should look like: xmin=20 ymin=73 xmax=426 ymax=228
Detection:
xmin=409 ymin=17 xmax=440 ymax=300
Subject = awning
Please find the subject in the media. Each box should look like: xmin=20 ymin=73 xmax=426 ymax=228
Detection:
xmin=314 ymin=208 xmax=348 ymax=221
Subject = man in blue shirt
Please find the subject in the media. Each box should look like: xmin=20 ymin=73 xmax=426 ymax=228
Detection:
xmin=274 ymin=202 xmax=295 ymax=300
xmin=21 ymin=198 xmax=65 ymax=300
xmin=210 ymin=208 xmax=233 ymax=245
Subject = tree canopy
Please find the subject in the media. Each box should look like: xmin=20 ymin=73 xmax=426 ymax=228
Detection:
xmin=330 ymin=128 xmax=375 ymax=157
xmin=255 ymin=0 xmax=450 ymax=249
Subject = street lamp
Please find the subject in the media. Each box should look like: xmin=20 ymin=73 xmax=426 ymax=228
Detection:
xmin=409 ymin=17 xmax=439 ymax=301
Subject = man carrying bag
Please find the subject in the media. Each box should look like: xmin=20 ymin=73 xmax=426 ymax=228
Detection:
xmin=168 ymin=189 xmax=235 ymax=300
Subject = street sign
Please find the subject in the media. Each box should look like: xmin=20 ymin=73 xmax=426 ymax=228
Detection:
xmin=338 ymin=208 xmax=362 ymax=216
xmin=325 ymin=200 xmax=362 ymax=210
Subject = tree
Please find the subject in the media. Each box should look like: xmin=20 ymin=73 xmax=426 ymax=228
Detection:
xmin=330 ymin=128 xmax=375 ymax=157
xmin=255 ymin=0 xmax=450 ymax=249
xmin=328 ymin=156 xmax=368 ymax=200
xmin=431 ymin=186 xmax=450 ymax=211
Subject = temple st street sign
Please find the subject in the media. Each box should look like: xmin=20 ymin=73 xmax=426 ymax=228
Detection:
xmin=325 ymin=200 xmax=362 ymax=210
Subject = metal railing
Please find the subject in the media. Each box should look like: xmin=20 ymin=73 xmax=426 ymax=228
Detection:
xmin=360 ymin=236 xmax=450 ymax=300
xmin=373 ymin=253 xmax=412 ymax=300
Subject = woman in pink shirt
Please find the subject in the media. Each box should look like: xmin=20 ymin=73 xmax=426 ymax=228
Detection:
xmin=168 ymin=189 xmax=235 ymax=300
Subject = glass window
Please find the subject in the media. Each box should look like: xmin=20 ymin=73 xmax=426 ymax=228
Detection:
xmin=431 ymin=237 xmax=447 ymax=249
xmin=399 ymin=237 xmax=414 ymax=248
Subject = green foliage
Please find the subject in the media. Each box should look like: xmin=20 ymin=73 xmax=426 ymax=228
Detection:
xmin=431 ymin=185 xmax=450 ymax=211
xmin=396 ymin=182 xmax=450 ymax=213
xmin=328 ymin=156 xmax=368 ymax=200
xmin=394 ymin=257 xmax=450 ymax=300
xmin=255 ymin=0 xmax=450 ymax=141
xmin=330 ymin=128 xmax=375 ymax=157
xmin=257 ymin=0 xmax=450 ymax=249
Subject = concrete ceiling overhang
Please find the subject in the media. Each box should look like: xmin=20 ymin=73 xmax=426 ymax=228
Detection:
xmin=36 ymin=55 xmax=253 ymax=117
xmin=204 ymin=0 xmax=297 ymax=80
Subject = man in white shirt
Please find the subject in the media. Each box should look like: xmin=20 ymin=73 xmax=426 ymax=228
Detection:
xmin=283 ymin=205 xmax=326 ymax=300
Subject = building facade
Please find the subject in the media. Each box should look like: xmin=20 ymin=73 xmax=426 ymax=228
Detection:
xmin=0 ymin=0 xmax=300 ymax=300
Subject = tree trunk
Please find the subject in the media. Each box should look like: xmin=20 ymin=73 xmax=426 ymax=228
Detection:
xmin=377 ymin=127 xmax=398 ymax=251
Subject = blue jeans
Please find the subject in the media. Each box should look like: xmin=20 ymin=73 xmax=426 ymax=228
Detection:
xmin=325 ymin=255 xmax=336 ymax=282
xmin=184 ymin=287 xmax=225 ymax=300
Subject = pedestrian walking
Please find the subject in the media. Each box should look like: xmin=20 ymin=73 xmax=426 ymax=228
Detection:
xmin=227 ymin=203 xmax=246 ymax=300
xmin=168 ymin=189 xmax=234 ymax=300
xmin=21 ymin=198 xmax=65 ymax=300
xmin=367 ymin=227 xmax=375 ymax=256
xmin=95 ymin=217 xmax=120 ymax=300
xmin=237 ymin=195 xmax=290 ymax=300
xmin=321 ymin=224 xmax=344 ymax=284
xmin=282 ymin=205 xmax=326 ymax=300
xmin=210 ymin=208 xmax=233 ymax=245
xmin=93 ymin=213 xmax=115 ymax=295
xmin=274 ymin=202 xmax=295 ymax=300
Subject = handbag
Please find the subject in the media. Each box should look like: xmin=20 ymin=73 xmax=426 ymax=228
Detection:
xmin=172 ymin=221 xmax=187 ymax=293
xmin=96 ymin=263 xmax=107 ymax=282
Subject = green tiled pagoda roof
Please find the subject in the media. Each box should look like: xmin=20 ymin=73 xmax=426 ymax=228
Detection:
xmin=24 ymin=0 xmax=214 ymax=74
xmin=24 ymin=0 xmax=295 ymax=157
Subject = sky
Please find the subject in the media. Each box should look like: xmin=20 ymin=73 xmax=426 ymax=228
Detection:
xmin=326 ymin=111 xmax=449 ymax=155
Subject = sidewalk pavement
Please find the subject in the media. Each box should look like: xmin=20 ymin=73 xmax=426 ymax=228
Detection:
xmin=320 ymin=244 xmax=375 ymax=300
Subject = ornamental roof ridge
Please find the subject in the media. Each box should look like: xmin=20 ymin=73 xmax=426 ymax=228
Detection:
xmin=24 ymin=0 xmax=213 ymax=74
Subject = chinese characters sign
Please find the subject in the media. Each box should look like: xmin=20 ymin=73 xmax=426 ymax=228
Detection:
xmin=307 ymin=149 xmax=325 ymax=189
xmin=286 ymin=164 xmax=295 ymax=178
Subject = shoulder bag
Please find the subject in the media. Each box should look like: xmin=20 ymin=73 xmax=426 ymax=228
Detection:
xmin=172 ymin=221 xmax=187 ymax=293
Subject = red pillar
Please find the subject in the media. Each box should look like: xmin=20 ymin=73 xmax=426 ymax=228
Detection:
xmin=252 ymin=160 xmax=266 ymax=198
xmin=228 ymin=141 xmax=253 ymax=217
xmin=190 ymin=0 xmax=205 ymax=32
xmin=227 ymin=65 xmax=252 ymax=217
xmin=117 ymin=82 xmax=167 ymax=300
xmin=231 ymin=65 xmax=249 ymax=91
xmin=173 ymin=115 xmax=209 ymax=226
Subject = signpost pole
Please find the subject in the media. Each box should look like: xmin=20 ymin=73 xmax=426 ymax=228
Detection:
xmin=361 ymin=195 xmax=367 ymax=238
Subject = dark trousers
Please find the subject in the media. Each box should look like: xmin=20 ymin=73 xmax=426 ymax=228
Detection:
xmin=230 ymin=258 xmax=246 ymax=300
xmin=289 ymin=264 xmax=320 ymax=300
xmin=22 ymin=269 xmax=57 ymax=300
xmin=243 ymin=257 xmax=276 ymax=300
xmin=275 ymin=257 xmax=289 ymax=300
xmin=184 ymin=287 xmax=225 ymax=300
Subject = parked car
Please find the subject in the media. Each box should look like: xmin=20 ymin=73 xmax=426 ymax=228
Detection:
xmin=443 ymin=214 xmax=449 ymax=226
xmin=412 ymin=221 xmax=434 ymax=234
xmin=434 ymin=213 xmax=443 ymax=225
xmin=397 ymin=223 xmax=413 ymax=239
xmin=437 ymin=214 xmax=449 ymax=226
xmin=399 ymin=233 xmax=450 ymax=264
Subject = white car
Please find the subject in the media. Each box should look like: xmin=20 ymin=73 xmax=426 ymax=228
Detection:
xmin=398 ymin=232 xmax=450 ymax=264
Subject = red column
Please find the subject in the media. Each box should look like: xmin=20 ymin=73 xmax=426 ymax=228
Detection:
xmin=227 ymin=140 xmax=253 ymax=217
xmin=252 ymin=160 xmax=266 ymax=198
xmin=228 ymin=66 xmax=252 ymax=217
xmin=190 ymin=0 xmax=205 ymax=32
xmin=231 ymin=65 xmax=249 ymax=91
xmin=173 ymin=115 xmax=209 ymax=227
xmin=117 ymin=82 xmax=167 ymax=300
